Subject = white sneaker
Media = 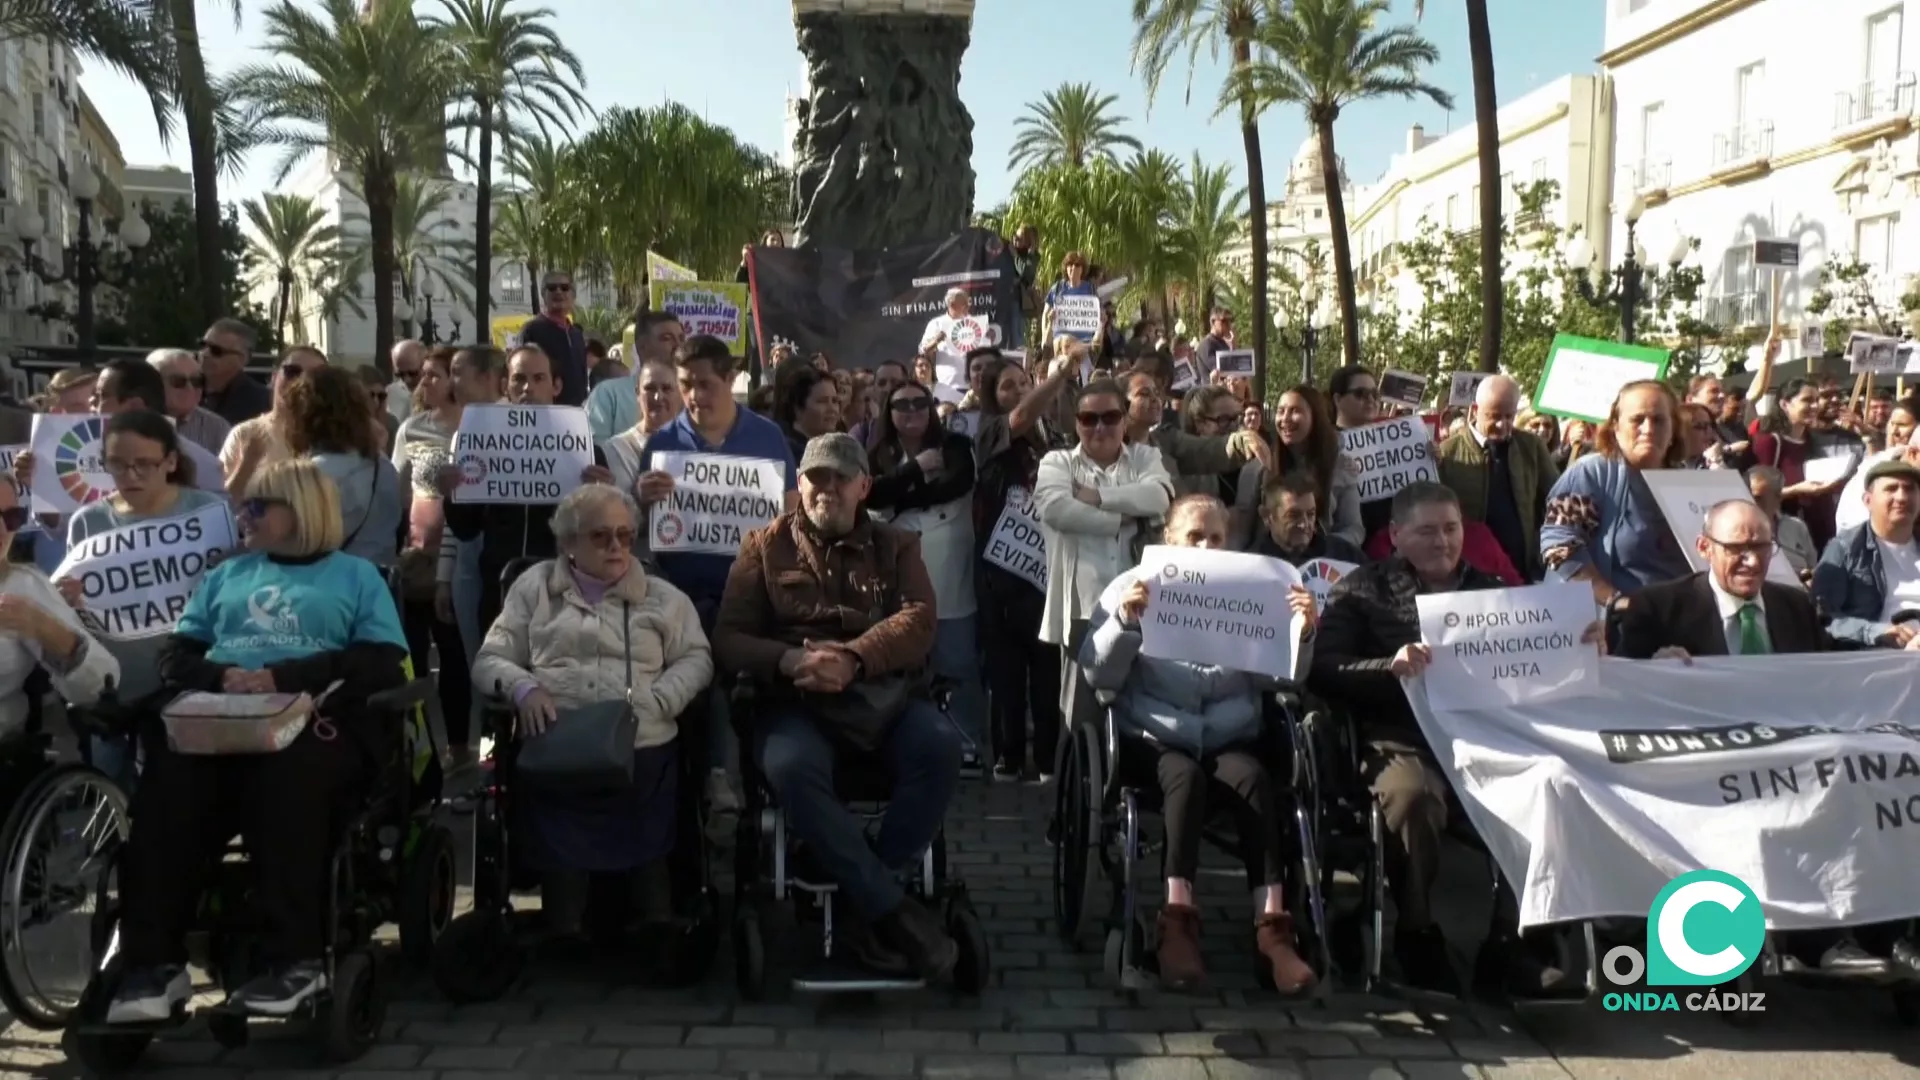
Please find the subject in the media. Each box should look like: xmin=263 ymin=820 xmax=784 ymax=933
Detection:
xmin=104 ymin=964 xmax=189 ymax=1024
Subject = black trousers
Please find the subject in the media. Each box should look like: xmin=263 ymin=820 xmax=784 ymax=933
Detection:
xmin=979 ymin=567 xmax=1060 ymax=772
xmin=120 ymin=730 xmax=372 ymax=968
xmin=403 ymin=598 xmax=471 ymax=747
xmin=1152 ymin=745 xmax=1286 ymax=887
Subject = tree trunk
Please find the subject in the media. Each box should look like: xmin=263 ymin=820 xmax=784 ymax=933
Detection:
xmin=368 ymin=164 xmax=398 ymax=369
xmin=274 ymin=273 xmax=290 ymax=346
xmin=526 ymin=259 xmax=539 ymax=313
xmin=170 ymin=0 xmax=222 ymax=327
xmin=1234 ymin=37 xmax=1270 ymax=400
xmin=1467 ymin=0 xmax=1503 ymax=374
xmin=1315 ymin=116 xmax=1362 ymax=369
xmin=472 ymin=96 xmax=493 ymax=346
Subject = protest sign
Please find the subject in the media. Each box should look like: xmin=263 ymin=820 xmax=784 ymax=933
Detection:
xmin=1448 ymin=371 xmax=1490 ymax=408
xmin=1052 ymin=294 xmax=1102 ymax=337
xmin=649 ymin=281 xmax=750 ymax=356
xmin=982 ymin=486 xmax=1047 ymax=591
xmin=1533 ymin=334 xmax=1670 ymax=423
xmin=490 ymin=313 xmax=532 ymax=350
xmin=1405 ymin=650 xmax=1920 ymax=929
xmin=647 ymin=250 xmax=697 ymax=282
xmin=180 ymin=438 xmax=224 ymax=494
xmin=29 ymin=414 xmax=110 ymax=515
xmin=1753 ymin=238 xmax=1800 ymax=270
xmin=648 ymin=451 xmax=784 ymax=554
xmin=1380 ymin=369 xmax=1428 ymax=408
xmin=1640 ymin=468 xmax=1802 ymax=587
xmin=1096 ymin=276 xmax=1130 ymax=300
xmin=0 ymin=444 xmax=23 ymax=483
xmin=1339 ymin=416 xmax=1437 ymax=503
xmin=1171 ymin=359 xmax=1198 ymax=392
xmin=450 ymin=404 xmax=593 ymax=504
xmin=1802 ymin=452 xmax=1859 ymax=486
xmin=1298 ymin=557 xmax=1359 ymax=608
xmin=54 ymin=501 xmax=234 ymax=640
xmin=1215 ymin=349 xmax=1255 ymax=377
xmin=1801 ymin=323 xmax=1825 ymax=357
xmin=1415 ymin=581 xmax=1600 ymax=712
xmin=1848 ymin=331 xmax=1901 ymax=374
xmin=1138 ymin=545 xmax=1303 ymax=680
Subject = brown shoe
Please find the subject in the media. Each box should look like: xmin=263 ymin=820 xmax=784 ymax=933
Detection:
xmin=1155 ymin=904 xmax=1206 ymax=991
xmin=1256 ymin=912 xmax=1318 ymax=996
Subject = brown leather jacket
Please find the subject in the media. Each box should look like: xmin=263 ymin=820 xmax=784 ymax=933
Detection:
xmin=713 ymin=509 xmax=936 ymax=687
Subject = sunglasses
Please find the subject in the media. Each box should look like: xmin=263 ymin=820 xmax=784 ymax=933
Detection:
xmin=200 ymin=340 xmax=242 ymax=358
xmin=890 ymin=396 xmax=932 ymax=413
xmin=1076 ymin=409 xmax=1126 ymax=429
xmin=0 ymin=507 xmax=26 ymax=532
xmin=165 ymin=374 xmax=206 ymax=391
xmin=242 ymin=497 xmax=289 ymax=519
xmin=396 ymin=369 xmax=422 ymax=385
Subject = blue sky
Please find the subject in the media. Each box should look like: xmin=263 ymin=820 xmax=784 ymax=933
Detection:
xmin=80 ymin=0 xmax=1605 ymax=209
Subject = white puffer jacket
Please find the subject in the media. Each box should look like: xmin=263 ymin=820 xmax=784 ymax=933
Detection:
xmin=472 ymin=558 xmax=713 ymax=749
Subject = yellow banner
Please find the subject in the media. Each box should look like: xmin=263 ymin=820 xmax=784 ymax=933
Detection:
xmin=647 ymin=251 xmax=697 ymax=283
xmin=490 ymin=314 xmax=532 ymax=350
xmin=649 ymin=281 xmax=750 ymax=357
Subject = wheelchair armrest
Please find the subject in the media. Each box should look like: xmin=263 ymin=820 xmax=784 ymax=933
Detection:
xmin=69 ymin=685 xmax=175 ymax=738
xmin=367 ymin=678 xmax=437 ymax=715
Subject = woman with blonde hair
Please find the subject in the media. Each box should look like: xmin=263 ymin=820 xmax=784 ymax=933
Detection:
xmin=1539 ymin=380 xmax=1692 ymax=602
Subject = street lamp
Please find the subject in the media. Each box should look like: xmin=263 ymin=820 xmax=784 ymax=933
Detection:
xmin=13 ymin=166 xmax=148 ymax=360
xmin=416 ymin=268 xmax=439 ymax=346
xmin=1563 ymin=194 xmax=1688 ymax=344
xmin=1272 ymin=279 xmax=1329 ymax=386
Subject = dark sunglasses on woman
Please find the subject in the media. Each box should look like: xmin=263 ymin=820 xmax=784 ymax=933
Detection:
xmin=890 ymin=396 xmax=931 ymax=413
xmin=0 ymin=507 xmax=27 ymax=532
xmin=1076 ymin=409 xmax=1125 ymax=429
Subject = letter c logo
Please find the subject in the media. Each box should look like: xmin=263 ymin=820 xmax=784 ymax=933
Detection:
xmin=1646 ymin=870 xmax=1766 ymax=986
xmin=1657 ymin=880 xmax=1749 ymax=979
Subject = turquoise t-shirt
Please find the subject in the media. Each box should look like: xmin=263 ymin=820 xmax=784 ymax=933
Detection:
xmin=174 ymin=550 xmax=407 ymax=669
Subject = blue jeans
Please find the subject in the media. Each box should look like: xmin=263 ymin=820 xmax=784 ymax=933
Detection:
xmin=754 ymin=699 xmax=960 ymax=919
xmin=928 ymin=616 xmax=985 ymax=758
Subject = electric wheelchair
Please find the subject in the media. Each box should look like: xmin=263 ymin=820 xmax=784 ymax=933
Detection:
xmin=428 ymin=557 xmax=720 ymax=1003
xmin=55 ymin=669 xmax=456 ymax=1074
xmin=728 ymin=673 xmax=990 ymax=999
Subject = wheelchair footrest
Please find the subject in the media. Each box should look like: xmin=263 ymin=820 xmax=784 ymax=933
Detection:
xmin=791 ymin=954 xmax=925 ymax=993
xmin=69 ymin=1009 xmax=189 ymax=1037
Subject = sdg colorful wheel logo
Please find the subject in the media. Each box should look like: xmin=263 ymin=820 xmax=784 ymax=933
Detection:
xmin=1602 ymin=869 xmax=1768 ymax=1014
xmin=54 ymin=417 xmax=108 ymax=505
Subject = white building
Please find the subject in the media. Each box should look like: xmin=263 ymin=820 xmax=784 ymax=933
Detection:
xmin=1604 ymin=0 xmax=1919 ymax=367
xmin=120 ymin=165 xmax=191 ymax=212
xmin=1222 ymin=137 xmax=1352 ymax=292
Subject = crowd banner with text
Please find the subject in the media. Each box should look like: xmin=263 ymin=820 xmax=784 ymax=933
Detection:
xmin=650 ymin=281 xmax=750 ymax=356
xmin=982 ymin=486 xmax=1047 ymax=591
xmin=1137 ymin=545 xmax=1304 ymax=680
xmin=1339 ymin=416 xmax=1437 ymax=503
xmin=1533 ymin=334 xmax=1671 ymax=423
xmin=1639 ymin=468 xmax=1802 ymax=588
xmin=54 ymin=501 xmax=235 ymax=640
xmin=1448 ymin=371 xmax=1491 ymax=408
xmin=1299 ymin=557 xmax=1359 ymax=607
xmin=747 ymin=228 xmax=1021 ymax=371
xmin=647 ymin=250 xmax=698 ymax=283
xmin=28 ymin=414 xmax=110 ymax=515
xmin=450 ymin=404 xmax=593 ymax=505
xmin=1405 ymin=651 xmax=1920 ymax=930
xmin=1214 ymin=349 xmax=1255 ymax=377
xmin=1380 ymin=369 xmax=1429 ymax=409
xmin=648 ymin=451 xmax=784 ymax=555
xmin=1052 ymin=294 xmax=1103 ymax=338
xmin=1414 ymin=581 xmax=1600 ymax=713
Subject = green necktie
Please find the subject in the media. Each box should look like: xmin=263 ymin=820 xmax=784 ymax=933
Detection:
xmin=1736 ymin=603 xmax=1770 ymax=656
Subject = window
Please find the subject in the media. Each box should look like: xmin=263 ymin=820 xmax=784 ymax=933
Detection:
xmin=1721 ymin=245 xmax=1755 ymax=303
xmin=1446 ymin=193 xmax=1459 ymax=229
xmin=1858 ymin=214 xmax=1899 ymax=277
xmin=1532 ymin=158 xmax=1549 ymax=181
xmin=1640 ymin=102 xmax=1664 ymax=162
xmin=1735 ymin=61 xmax=1765 ymax=132
xmin=30 ymin=90 xmax=43 ymax=138
xmin=1867 ymin=8 xmax=1903 ymax=92
xmin=1469 ymin=184 xmax=1481 ymax=225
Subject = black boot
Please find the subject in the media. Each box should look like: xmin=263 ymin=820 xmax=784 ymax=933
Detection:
xmin=875 ymin=896 xmax=958 ymax=982
xmin=1394 ymin=924 xmax=1461 ymax=996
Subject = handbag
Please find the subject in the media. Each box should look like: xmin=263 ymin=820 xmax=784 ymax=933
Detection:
xmin=514 ymin=600 xmax=639 ymax=792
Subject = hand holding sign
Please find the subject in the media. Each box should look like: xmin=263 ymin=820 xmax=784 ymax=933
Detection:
xmin=635 ymin=470 xmax=675 ymax=506
xmin=1118 ymin=579 xmax=1150 ymax=625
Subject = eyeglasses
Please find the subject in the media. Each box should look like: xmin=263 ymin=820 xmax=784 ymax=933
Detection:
xmin=585 ymin=527 xmax=635 ymax=550
xmin=0 ymin=507 xmax=27 ymax=532
xmin=200 ymin=340 xmax=241 ymax=358
xmin=241 ymin=497 xmax=289 ymax=519
xmin=1076 ymin=409 xmax=1126 ymax=429
xmin=890 ymin=396 xmax=931 ymax=413
xmin=1204 ymin=412 xmax=1240 ymax=427
xmin=279 ymin=363 xmax=308 ymax=380
xmin=105 ymin=457 xmax=166 ymax=477
xmin=165 ymin=374 xmax=205 ymax=391
xmin=1705 ymin=536 xmax=1772 ymax=559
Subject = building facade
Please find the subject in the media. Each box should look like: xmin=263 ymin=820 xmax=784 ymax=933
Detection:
xmin=120 ymin=165 xmax=191 ymax=213
xmin=1222 ymin=136 xmax=1352 ymax=305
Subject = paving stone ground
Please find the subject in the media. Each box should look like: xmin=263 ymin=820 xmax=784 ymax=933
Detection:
xmin=5 ymin=769 xmax=1920 ymax=1078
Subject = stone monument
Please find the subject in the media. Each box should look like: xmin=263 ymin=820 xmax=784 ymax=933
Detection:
xmin=789 ymin=0 xmax=976 ymax=250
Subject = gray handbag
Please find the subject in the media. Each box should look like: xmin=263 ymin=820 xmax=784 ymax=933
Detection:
xmin=514 ymin=601 xmax=638 ymax=792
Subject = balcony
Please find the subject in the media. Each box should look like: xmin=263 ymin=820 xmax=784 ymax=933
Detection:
xmin=1710 ymin=122 xmax=1773 ymax=178
xmin=1706 ymin=290 xmax=1770 ymax=328
xmin=1834 ymin=73 xmax=1916 ymax=139
xmin=1623 ymin=158 xmax=1671 ymax=195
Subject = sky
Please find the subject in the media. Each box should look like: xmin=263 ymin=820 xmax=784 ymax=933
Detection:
xmin=79 ymin=0 xmax=1607 ymax=210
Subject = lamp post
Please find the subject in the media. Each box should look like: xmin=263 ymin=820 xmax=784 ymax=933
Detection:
xmin=13 ymin=167 xmax=149 ymax=360
xmin=1275 ymin=280 xmax=1333 ymax=386
xmin=395 ymin=296 xmax=414 ymax=341
xmin=1563 ymin=194 xmax=1690 ymax=344
xmin=418 ymin=278 xmax=438 ymax=346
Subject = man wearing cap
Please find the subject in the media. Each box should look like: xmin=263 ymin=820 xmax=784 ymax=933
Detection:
xmin=713 ymin=432 xmax=964 ymax=984
xmin=1813 ymin=456 xmax=1920 ymax=648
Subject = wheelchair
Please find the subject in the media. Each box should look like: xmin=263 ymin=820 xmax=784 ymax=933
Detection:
xmin=57 ymin=672 xmax=456 ymax=1074
xmin=428 ymin=557 xmax=720 ymax=1003
xmin=1051 ymin=680 xmax=1387 ymax=997
xmin=728 ymin=673 xmax=990 ymax=999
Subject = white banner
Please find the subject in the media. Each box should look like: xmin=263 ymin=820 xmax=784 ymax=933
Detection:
xmin=53 ymin=502 xmax=235 ymax=640
xmin=1339 ymin=416 xmax=1437 ymax=503
xmin=28 ymin=414 xmax=110 ymax=515
xmin=1052 ymin=294 xmax=1102 ymax=337
xmin=450 ymin=404 xmax=593 ymax=504
xmin=649 ymin=451 xmax=784 ymax=554
xmin=1298 ymin=557 xmax=1359 ymax=607
xmin=982 ymin=486 xmax=1047 ymax=591
xmin=1137 ymin=545 xmax=1303 ymax=680
xmin=1639 ymin=469 xmax=1802 ymax=588
xmin=1416 ymin=582 xmax=1600 ymax=712
xmin=1406 ymin=652 xmax=1920 ymax=930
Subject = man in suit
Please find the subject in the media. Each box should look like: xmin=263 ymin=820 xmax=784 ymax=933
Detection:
xmin=517 ymin=271 xmax=588 ymax=407
xmin=1435 ymin=375 xmax=1559 ymax=581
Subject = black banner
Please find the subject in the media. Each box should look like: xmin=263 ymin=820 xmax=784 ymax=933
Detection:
xmin=746 ymin=228 xmax=1021 ymax=371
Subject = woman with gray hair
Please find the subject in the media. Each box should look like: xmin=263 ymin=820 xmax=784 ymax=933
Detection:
xmin=472 ymin=483 xmax=713 ymax=939
xmin=1748 ymin=465 xmax=1820 ymax=583
xmin=145 ymin=347 xmax=231 ymax=456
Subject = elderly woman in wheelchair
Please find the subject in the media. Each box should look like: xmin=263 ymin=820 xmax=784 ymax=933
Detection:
xmin=1079 ymin=493 xmax=1318 ymax=994
xmin=106 ymin=459 xmax=411 ymax=1024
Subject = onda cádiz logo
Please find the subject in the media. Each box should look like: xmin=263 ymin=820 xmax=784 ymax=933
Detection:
xmin=1601 ymin=870 xmax=1768 ymax=1014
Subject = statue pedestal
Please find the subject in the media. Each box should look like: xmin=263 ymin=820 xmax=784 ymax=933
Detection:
xmin=789 ymin=0 xmax=976 ymax=250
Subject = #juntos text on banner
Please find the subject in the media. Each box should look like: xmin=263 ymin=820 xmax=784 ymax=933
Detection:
xmin=982 ymin=485 xmax=1047 ymax=592
xmin=1414 ymin=581 xmax=1600 ymax=712
xmin=1339 ymin=416 xmax=1436 ymax=503
xmin=450 ymin=405 xmax=594 ymax=504
xmin=648 ymin=451 xmax=784 ymax=555
xmin=1136 ymin=545 xmax=1304 ymax=681
xmin=53 ymin=501 xmax=235 ymax=640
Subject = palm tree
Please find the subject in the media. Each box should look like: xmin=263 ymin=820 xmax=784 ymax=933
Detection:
xmin=229 ymin=0 xmax=452 ymax=365
xmin=1008 ymin=82 xmax=1142 ymax=172
xmin=0 ymin=1 xmax=171 ymax=122
xmin=241 ymin=192 xmax=337 ymax=346
xmin=431 ymin=0 xmax=586 ymax=352
xmin=343 ymin=173 xmax=476 ymax=319
xmin=1168 ymin=153 xmax=1246 ymax=324
xmin=1131 ymin=0 xmax=1270 ymax=394
xmin=142 ymin=0 xmax=242 ymax=328
xmin=1415 ymin=0 xmax=1503 ymax=374
xmin=1229 ymin=0 xmax=1451 ymax=368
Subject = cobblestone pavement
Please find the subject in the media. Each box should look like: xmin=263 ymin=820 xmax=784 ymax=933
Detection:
xmin=6 ymin=776 xmax=1920 ymax=1079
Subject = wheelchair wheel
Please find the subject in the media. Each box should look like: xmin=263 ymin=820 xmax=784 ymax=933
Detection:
xmin=322 ymin=950 xmax=383 ymax=1063
xmin=1051 ymin=725 xmax=1102 ymax=950
xmin=0 ymin=764 xmax=129 ymax=1030
xmin=733 ymin=912 xmax=767 ymax=1001
xmin=398 ymin=823 xmax=456 ymax=966
xmin=430 ymin=909 xmax=521 ymax=1004
xmin=947 ymin=901 xmax=989 ymax=995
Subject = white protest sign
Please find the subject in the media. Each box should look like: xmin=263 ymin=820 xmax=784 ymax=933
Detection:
xmin=0 ymin=444 xmax=24 ymax=482
xmin=1415 ymin=581 xmax=1600 ymax=712
xmin=1380 ymin=370 xmax=1429 ymax=408
xmin=1849 ymin=331 xmax=1901 ymax=374
xmin=53 ymin=501 xmax=235 ymax=640
xmin=1533 ymin=334 xmax=1670 ymax=423
xmin=1096 ymin=276 xmax=1130 ymax=299
xmin=450 ymin=404 xmax=593 ymax=504
xmin=1803 ymin=452 xmax=1858 ymax=486
xmin=1448 ymin=371 xmax=1491 ymax=408
xmin=1052 ymin=294 xmax=1102 ymax=337
xmin=1801 ymin=323 xmax=1826 ymax=357
xmin=1339 ymin=416 xmax=1437 ymax=503
xmin=982 ymin=486 xmax=1047 ymax=591
xmin=1299 ymin=557 xmax=1359 ymax=608
xmin=1639 ymin=468 xmax=1802 ymax=587
xmin=1137 ymin=545 xmax=1303 ymax=680
xmin=1214 ymin=349 xmax=1255 ymax=377
xmin=28 ymin=414 xmax=110 ymax=515
xmin=648 ymin=451 xmax=784 ymax=554
xmin=1171 ymin=360 xmax=1198 ymax=393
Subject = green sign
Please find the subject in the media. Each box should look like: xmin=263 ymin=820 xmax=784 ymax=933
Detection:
xmin=1532 ymin=334 xmax=1671 ymax=423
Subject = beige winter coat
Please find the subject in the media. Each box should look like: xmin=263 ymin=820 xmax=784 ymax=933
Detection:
xmin=473 ymin=558 xmax=713 ymax=749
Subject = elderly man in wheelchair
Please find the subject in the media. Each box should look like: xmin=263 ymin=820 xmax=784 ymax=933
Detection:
xmin=713 ymin=433 xmax=964 ymax=983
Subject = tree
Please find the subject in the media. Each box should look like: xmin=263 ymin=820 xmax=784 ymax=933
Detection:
xmin=1008 ymin=82 xmax=1142 ymax=172
xmin=493 ymin=133 xmax=567 ymax=314
xmin=0 ymin=1 xmax=171 ymax=126
xmin=343 ymin=173 xmax=476 ymax=318
xmin=431 ymin=0 xmax=586 ymax=351
xmin=143 ymin=0 xmax=242 ymax=329
xmin=1229 ymin=0 xmax=1451 ymax=371
xmin=92 ymin=198 xmax=277 ymax=352
xmin=1131 ymin=0 xmax=1269 ymax=396
xmin=230 ymin=0 xmax=452 ymax=366
xmin=1414 ymin=0 xmax=1503 ymax=374
xmin=241 ymin=192 xmax=337 ymax=346
xmin=1167 ymin=153 xmax=1246 ymax=322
